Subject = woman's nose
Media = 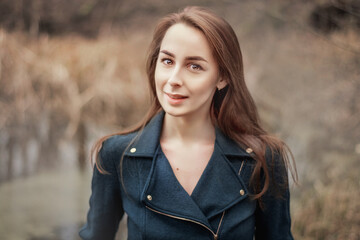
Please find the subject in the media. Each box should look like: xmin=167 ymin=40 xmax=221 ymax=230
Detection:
xmin=167 ymin=67 xmax=183 ymax=87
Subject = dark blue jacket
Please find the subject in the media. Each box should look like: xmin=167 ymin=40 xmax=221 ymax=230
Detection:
xmin=79 ymin=111 xmax=293 ymax=240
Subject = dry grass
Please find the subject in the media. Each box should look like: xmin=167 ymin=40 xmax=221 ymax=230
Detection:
xmin=0 ymin=29 xmax=152 ymax=177
xmin=291 ymin=153 xmax=360 ymax=240
xmin=0 ymin=29 xmax=151 ymax=136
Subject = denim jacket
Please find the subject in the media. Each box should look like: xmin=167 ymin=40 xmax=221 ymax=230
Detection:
xmin=79 ymin=111 xmax=293 ymax=240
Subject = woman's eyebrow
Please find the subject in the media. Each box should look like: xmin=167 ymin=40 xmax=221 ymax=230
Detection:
xmin=160 ymin=50 xmax=175 ymax=57
xmin=186 ymin=56 xmax=208 ymax=63
xmin=160 ymin=50 xmax=208 ymax=63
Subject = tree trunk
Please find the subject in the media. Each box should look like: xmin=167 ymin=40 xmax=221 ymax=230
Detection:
xmin=6 ymin=135 xmax=15 ymax=180
xmin=77 ymin=121 xmax=87 ymax=171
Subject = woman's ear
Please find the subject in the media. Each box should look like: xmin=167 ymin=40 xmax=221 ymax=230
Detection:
xmin=216 ymin=78 xmax=228 ymax=90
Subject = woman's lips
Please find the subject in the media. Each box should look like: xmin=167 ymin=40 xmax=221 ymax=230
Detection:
xmin=165 ymin=92 xmax=188 ymax=104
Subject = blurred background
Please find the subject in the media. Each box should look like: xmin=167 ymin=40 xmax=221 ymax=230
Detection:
xmin=0 ymin=0 xmax=359 ymax=239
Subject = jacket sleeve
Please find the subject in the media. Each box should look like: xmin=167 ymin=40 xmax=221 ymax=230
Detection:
xmin=79 ymin=141 xmax=124 ymax=240
xmin=254 ymin=149 xmax=294 ymax=240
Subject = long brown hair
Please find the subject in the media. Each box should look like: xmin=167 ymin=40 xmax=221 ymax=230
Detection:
xmin=92 ymin=6 xmax=297 ymax=199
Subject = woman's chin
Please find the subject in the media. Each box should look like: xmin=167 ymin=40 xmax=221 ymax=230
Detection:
xmin=163 ymin=108 xmax=187 ymax=117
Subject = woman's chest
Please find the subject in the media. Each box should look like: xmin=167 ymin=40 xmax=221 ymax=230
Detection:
xmin=161 ymin=143 xmax=214 ymax=196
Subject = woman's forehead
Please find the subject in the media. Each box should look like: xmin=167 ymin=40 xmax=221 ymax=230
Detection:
xmin=160 ymin=23 xmax=214 ymax=60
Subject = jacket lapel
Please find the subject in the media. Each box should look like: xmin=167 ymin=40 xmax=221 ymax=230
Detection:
xmin=123 ymin=111 xmax=211 ymax=226
xmin=190 ymin=129 xmax=252 ymax=219
xmin=123 ymin=110 xmax=164 ymax=158
xmin=141 ymin=145 xmax=211 ymax=227
xmin=124 ymin=110 xmax=255 ymax=224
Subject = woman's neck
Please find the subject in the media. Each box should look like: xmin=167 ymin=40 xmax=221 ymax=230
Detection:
xmin=161 ymin=112 xmax=215 ymax=145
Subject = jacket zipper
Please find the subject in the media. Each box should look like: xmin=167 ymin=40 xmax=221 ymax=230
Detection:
xmin=238 ymin=160 xmax=246 ymax=175
xmin=146 ymin=205 xmax=225 ymax=240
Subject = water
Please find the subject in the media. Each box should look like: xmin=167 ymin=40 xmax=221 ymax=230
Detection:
xmin=0 ymin=167 xmax=92 ymax=240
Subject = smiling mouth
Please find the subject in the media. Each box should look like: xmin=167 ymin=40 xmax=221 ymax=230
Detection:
xmin=166 ymin=93 xmax=188 ymax=99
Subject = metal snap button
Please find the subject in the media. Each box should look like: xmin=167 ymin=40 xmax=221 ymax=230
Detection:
xmin=147 ymin=195 xmax=152 ymax=201
xmin=239 ymin=189 xmax=245 ymax=196
xmin=246 ymin=148 xmax=253 ymax=154
xmin=130 ymin=147 xmax=136 ymax=153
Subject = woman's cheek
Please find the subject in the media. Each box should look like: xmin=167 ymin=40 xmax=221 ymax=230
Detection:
xmin=155 ymin=69 xmax=168 ymax=85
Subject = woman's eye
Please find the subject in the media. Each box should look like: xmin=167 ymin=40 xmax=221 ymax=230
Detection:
xmin=189 ymin=64 xmax=202 ymax=71
xmin=162 ymin=58 xmax=173 ymax=65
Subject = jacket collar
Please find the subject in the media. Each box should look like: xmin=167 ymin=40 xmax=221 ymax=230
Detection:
xmin=124 ymin=110 xmax=251 ymax=158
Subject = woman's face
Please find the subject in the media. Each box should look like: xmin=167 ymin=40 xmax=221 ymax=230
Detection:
xmin=154 ymin=23 xmax=225 ymax=119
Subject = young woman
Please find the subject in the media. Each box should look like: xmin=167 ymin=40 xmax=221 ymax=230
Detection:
xmin=79 ymin=6 xmax=297 ymax=240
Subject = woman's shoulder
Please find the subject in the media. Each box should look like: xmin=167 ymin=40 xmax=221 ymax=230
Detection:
xmin=263 ymin=144 xmax=291 ymax=194
xmin=264 ymin=145 xmax=286 ymax=167
xmin=99 ymin=131 xmax=138 ymax=161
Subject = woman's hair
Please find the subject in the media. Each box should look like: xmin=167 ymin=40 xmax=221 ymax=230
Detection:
xmin=92 ymin=6 xmax=297 ymax=200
